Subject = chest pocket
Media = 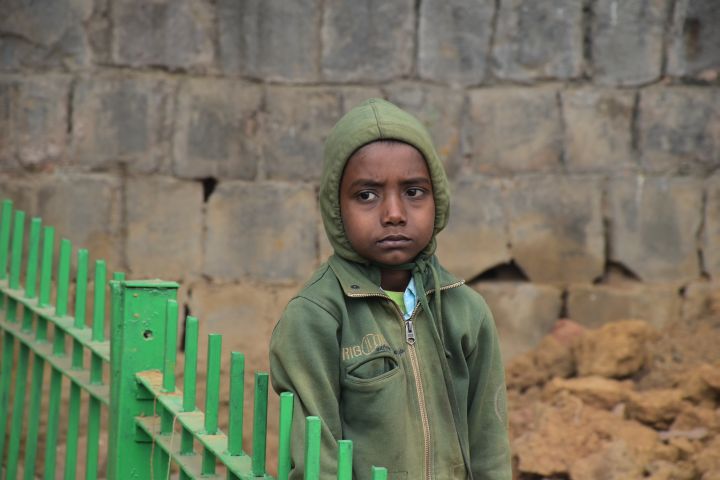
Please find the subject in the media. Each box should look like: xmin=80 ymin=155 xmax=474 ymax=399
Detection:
xmin=345 ymin=351 xmax=399 ymax=385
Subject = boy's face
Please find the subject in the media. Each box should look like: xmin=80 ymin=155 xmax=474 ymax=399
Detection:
xmin=340 ymin=142 xmax=435 ymax=266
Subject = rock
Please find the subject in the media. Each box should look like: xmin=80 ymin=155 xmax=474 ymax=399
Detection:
xmin=568 ymin=440 xmax=646 ymax=480
xmin=204 ymin=181 xmax=318 ymax=282
xmin=513 ymin=395 xmax=660 ymax=477
xmin=693 ymin=436 xmax=720 ymax=479
xmin=639 ymin=87 xmax=720 ymax=175
xmin=172 ymin=79 xmax=263 ymax=180
xmin=71 ymin=75 xmax=174 ymax=173
xmin=626 ymin=389 xmax=684 ymax=429
xmin=417 ymin=0 xmax=495 ymax=85
xmin=644 ymin=460 xmax=697 ymax=480
xmin=491 ymin=0 xmax=583 ymax=80
xmin=436 ymin=178 xmax=510 ymax=281
xmin=383 ymin=82 xmax=465 ymax=173
xmin=591 ymin=0 xmax=668 ymax=86
xmin=561 ymin=88 xmax=637 ymax=173
xmin=218 ymin=0 xmax=321 ymax=81
xmin=0 ymin=0 xmax=91 ymax=70
xmin=704 ymin=176 xmax=720 ymax=279
xmin=667 ymin=0 xmax=720 ymax=79
xmin=545 ymin=376 xmax=631 ymax=410
xmin=682 ymin=281 xmax=720 ymax=321
xmin=0 ymin=75 xmax=71 ymax=171
xmin=34 ymin=174 xmax=123 ymax=270
xmin=321 ymin=0 xmax=414 ymax=82
xmin=125 ymin=176 xmax=203 ymax=280
xmin=111 ymin=0 xmax=214 ymax=70
xmin=550 ymin=319 xmax=587 ymax=346
xmin=607 ymin=176 xmax=704 ymax=285
xmin=506 ymin=335 xmax=574 ymax=390
xmin=505 ymin=175 xmax=604 ymax=284
xmin=465 ymin=88 xmax=562 ymax=174
xmin=576 ymin=320 xmax=657 ymax=378
xmin=472 ymin=282 xmax=561 ymax=360
xmin=567 ymin=283 xmax=682 ymax=329
xmin=671 ymin=403 xmax=720 ymax=433
xmin=261 ymin=86 xmax=342 ymax=181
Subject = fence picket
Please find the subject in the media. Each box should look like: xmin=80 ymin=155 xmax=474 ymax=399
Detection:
xmin=228 ymin=351 xmax=244 ymax=457
xmin=304 ymin=416 xmax=321 ymax=480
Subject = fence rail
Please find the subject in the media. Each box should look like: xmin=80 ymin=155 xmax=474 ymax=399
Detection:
xmin=0 ymin=199 xmax=388 ymax=479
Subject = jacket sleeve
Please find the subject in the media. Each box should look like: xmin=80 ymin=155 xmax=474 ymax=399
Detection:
xmin=270 ymin=296 xmax=342 ymax=480
xmin=466 ymin=299 xmax=512 ymax=480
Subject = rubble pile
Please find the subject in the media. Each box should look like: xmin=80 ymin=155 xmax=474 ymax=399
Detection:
xmin=507 ymin=316 xmax=720 ymax=480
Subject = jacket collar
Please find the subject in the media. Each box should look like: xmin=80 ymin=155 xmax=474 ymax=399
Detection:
xmin=328 ymin=254 xmax=463 ymax=298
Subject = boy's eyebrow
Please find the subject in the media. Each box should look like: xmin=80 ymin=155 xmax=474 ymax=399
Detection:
xmin=348 ymin=177 xmax=432 ymax=189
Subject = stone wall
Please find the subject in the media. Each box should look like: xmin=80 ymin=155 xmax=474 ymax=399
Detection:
xmin=1 ymin=0 xmax=719 ymax=464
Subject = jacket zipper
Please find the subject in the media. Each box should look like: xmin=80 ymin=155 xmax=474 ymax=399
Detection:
xmin=348 ymin=280 xmax=464 ymax=480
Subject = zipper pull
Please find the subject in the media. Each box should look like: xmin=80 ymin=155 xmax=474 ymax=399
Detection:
xmin=405 ymin=319 xmax=416 ymax=345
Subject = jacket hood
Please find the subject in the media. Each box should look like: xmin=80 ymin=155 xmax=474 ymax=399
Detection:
xmin=320 ymin=98 xmax=450 ymax=264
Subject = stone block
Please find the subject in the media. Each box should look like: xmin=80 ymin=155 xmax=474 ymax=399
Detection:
xmin=0 ymin=177 xmax=38 ymax=215
xmin=417 ymin=0 xmax=495 ymax=85
xmin=35 ymin=174 xmax=122 ymax=270
xmin=205 ymin=182 xmax=318 ymax=282
xmin=668 ymin=0 xmax=720 ymax=79
xmin=218 ymin=0 xmax=321 ymax=81
xmin=126 ymin=176 xmax=203 ymax=280
xmin=173 ymin=79 xmax=262 ymax=180
xmin=383 ymin=83 xmax=465 ymax=174
xmin=608 ymin=177 xmax=703 ymax=284
xmin=682 ymin=281 xmax=720 ymax=321
xmin=436 ymin=178 xmax=510 ymax=281
xmin=465 ymin=88 xmax=562 ymax=174
xmin=591 ymin=0 xmax=667 ymax=86
xmin=111 ymin=0 xmax=214 ymax=70
xmin=472 ymin=281 xmax=562 ymax=359
xmin=0 ymin=75 xmax=71 ymax=171
xmin=703 ymin=175 xmax=720 ymax=278
xmin=506 ymin=176 xmax=604 ymax=284
xmin=568 ymin=284 xmax=682 ymax=329
xmin=321 ymin=0 xmax=414 ymax=82
xmin=491 ymin=0 xmax=583 ymax=80
xmin=338 ymin=87 xmax=384 ymax=114
xmin=71 ymin=75 xmax=174 ymax=173
xmin=262 ymin=87 xmax=342 ymax=181
xmin=561 ymin=88 xmax=637 ymax=173
xmin=639 ymin=87 xmax=720 ymax=174
xmin=0 ymin=0 xmax=91 ymax=71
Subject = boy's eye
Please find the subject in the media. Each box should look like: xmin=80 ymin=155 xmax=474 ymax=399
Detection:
xmin=357 ymin=191 xmax=378 ymax=201
xmin=406 ymin=187 xmax=426 ymax=198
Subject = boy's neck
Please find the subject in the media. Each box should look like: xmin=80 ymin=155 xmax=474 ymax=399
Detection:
xmin=380 ymin=269 xmax=411 ymax=292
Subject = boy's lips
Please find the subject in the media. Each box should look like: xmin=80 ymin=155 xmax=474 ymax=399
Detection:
xmin=377 ymin=234 xmax=412 ymax=248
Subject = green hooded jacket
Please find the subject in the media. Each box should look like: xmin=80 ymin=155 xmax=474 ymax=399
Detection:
xmin=269 ymin=99 xmax=511 ymax=480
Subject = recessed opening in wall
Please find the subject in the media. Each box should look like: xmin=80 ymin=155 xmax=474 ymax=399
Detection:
xmin=200 ymin=177 xmax=218 ymax=202
xmin=596 ymin=261 xmax=641 ymax=284
xmin=468 ymin=261 xmax=530 ymax=283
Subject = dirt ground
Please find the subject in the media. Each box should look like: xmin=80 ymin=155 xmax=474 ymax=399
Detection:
xmin=506 ymin=302 xmax=720 ymax=479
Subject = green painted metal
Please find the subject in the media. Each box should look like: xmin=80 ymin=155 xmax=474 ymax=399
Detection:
xmin=107 ymin=279 xmax=178 ymax=479
xmin=0 ymin=199 xmax=12 ymax=280
xmin=372 ymin=466 xmax=388 ymax=480
xmin=337 ymin=440 xmax=353 ymax=480
xmin=228 ymin=352 xmax=245 ymax=456
xmin=253 ymin=372 xmax=270 ymax=476
xmin=304 ymin=416 xmax=322 ymax=480
xmin=278 ymin=392 xmax=294 ymax=480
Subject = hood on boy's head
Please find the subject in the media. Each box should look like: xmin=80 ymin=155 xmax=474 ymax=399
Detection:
xmin=320 ymin=98 xmax=450 ymax=264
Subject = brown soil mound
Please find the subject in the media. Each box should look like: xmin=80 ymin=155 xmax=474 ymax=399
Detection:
xmin=507 ymin=315 xmax=720 ymax=480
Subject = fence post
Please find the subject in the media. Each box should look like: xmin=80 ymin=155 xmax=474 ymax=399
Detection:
xmin=107 ymin=279 xmax=179 ymax=480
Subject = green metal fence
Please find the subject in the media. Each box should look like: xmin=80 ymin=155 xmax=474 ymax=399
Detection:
xmin=0 ymin=199 xmax=387 ymax=479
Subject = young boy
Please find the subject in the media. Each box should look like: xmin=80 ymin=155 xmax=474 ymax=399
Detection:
xmin=270 ymin=99 xmax=511 ymax=480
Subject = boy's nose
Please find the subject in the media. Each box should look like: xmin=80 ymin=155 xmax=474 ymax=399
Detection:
xmin=382 ymin=195 xmax=406 ymax=225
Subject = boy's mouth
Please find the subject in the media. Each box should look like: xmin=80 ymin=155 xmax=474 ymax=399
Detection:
xmin=377 ymin=234 xmax=412 ymax=247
